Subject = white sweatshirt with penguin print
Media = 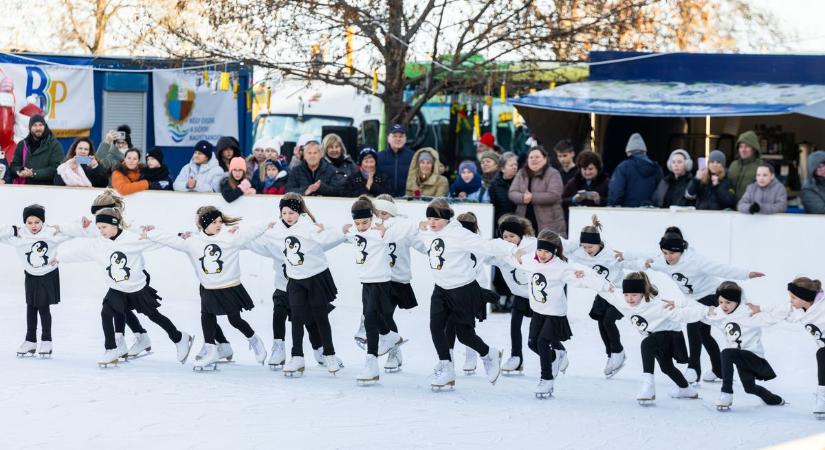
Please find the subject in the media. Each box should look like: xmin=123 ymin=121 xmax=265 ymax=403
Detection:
xmin=257 ymin=215 xmax=345 ymax=281
xmin=379 ymin=216 xmax=418 ymax=283
xmin=0 ymin=224 xmax=69 ymax=276
xmin=511 ymin=255 xmax=603 ymax=317
xmin=631 ymin=248 xmax=750 ymax=299
xmin=490 ymin=236 xmax=537 ymax=298
xmin=701 ymin=303 xmax=780 ymax=358
xmin=785 ymin=297 xmax=825 ymax=348
xmin=596 ymin=284 xmax=707 ymax=335
xmin=563 ymin=238 xmax=630 ymax=285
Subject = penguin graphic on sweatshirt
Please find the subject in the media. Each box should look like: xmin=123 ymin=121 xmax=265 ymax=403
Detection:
xmin=530 ymin=273 xmax=549 ymax=303
xmin=510 ymin=268 xmax=527 ymax=286
xmin=106 ymin=251 xmax=131 ymax=282
xmin=724 ymin=322 xmax=743 ymax=348
xmin=592 ymin=264 xmax=610 ymax=281
xmin=199 ymin=244 xmax=224 ymax=274
xmin=428 ymin=238 xmax=445 ymax=270
xmin=630 ymin=315 xmax=649 ymax=334
xmin=284 ymin=236 xmax=305 ymax=266
xmin=805 ymin=324 xmax=825 ymax=348
xmin=388 ymin=242 xmax=397 ymax=268
xmin=281 ymin=263 xmax=288 ymax=280
xmin=355 ymin=235 xmax=368 ymax=264
xmin=470 ymin=253 xmax=478 ymax=268
xmin=672 ymin=272 xmax=694 ymax=295
xmin=26 ymin=241 xmax=49 ymax=268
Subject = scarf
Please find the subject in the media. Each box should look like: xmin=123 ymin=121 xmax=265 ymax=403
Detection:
xmin=140 ymin=165 xmax=170 ymax=182
xmin=449 ymin=173 xmax=482 ymax=196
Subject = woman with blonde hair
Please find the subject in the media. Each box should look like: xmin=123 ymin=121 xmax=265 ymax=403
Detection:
xmin=323 ymin=133 xmax=358 ymax=189
xmin=406 ymin=147 xmax=448 ymax=197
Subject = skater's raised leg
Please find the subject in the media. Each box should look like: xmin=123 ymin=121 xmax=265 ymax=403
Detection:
xmin=721 ymin=348 xmax=783 ymax=405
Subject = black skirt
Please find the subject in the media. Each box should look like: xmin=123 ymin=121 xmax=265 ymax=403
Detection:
xmin=104 ymin=285 xmax=161 ymax=315
xmin=531 ymin=312 xmax=573 ymax=342
xmin=697 ymin=294 xmax=718 ymax=308
xmin=25 ymin=269 xmax=60 ymax=307
xmin=512 ymin=295 xmax=532 ymax=318
xmin=589 ymin=294 xmax=623 ymax=321
xmin=431 ymin=281 xmax=482 ymax=326
xmin=727 ymin=348 xmax=777 ymax=381
xmin=200 ymin=284 xmax=254 ymax=316
xmin=390 ymin=281 xmax=418 ymax=310
xmin=362 ymin=282 xmax=395 ymax=316
xmin=647 ymin=330 xmax=690 ymax=364
xmin=287 ymin=269 xmax=338 ymax=308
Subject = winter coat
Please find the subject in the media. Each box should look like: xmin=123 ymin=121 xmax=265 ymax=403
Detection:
xmin=562 ymin=171 xmax=610 ymax=208
xmin=377 ymin=145 xmax=415 ymax=197
xmin=111 ymin=167 xmax=149 ymax=195
xmin=141 ymin=166 xmax=173 ymax=190
xmin=344 ymin=170 xmax=392 ymax=197
xmin=285 ymin=159 xmax=340 ymax=196
xmin=488 ymin=171 xmax=516 ymax=225
xmin=10 ymin=131 xmax=64 ymax=185
xmin=325 ymin=154 xmax=359 ymax=192
xmin=220 ymin=176 xmax=255 ymax=203
xmin=95 ymin=141 xmax=125 ymax=172
xmin=737 ymin=178 xmax=787 ymax=215
xmin=801 ymin=151 xmax=825 ymax=214
xmin=606 ymin=153 xmax=663 ymax=207
xmin=173 ymin=155 xmax=224 ymax=193
xmin=405 ymin=148 xmax=449 ymax=198
xmin=54 ymin=160 xmax=109 ymax=188
xmin=685 ymin=176 xmax=737 ymax=211
xmin=652 ymin=173 xmax=693 ymax=208
xmin=728 ymin=153 xmax=763 ymax=200
xmin=508 ymin=164 xmax=566 ymax=235
xmin=559 ymin=166 xmax=579 ymax=187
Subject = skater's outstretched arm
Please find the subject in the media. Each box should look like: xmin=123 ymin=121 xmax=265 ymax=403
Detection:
xmin=142 ymin=227 xmax=190 ymax=252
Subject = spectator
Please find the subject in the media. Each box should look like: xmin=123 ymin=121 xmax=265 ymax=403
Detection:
xmin=111 ymin=148 xmax=149 ymax=195
xmin=737 ymin=163 xmax=787 ymax=215
xmin=142 ymin=147 xmax=173 ymax=190
xmin=450 ymin=160 xmax=483 ymax=201
xmin=478 ymin=150 xmax=500 ymax=202
xmin=476 ymin=132 xmax=499 ymax=156
xmin=607 ymin=133 xmax=663 ymax=207
xmin=259 ymin=160 xmax=289 ymax=195
xmin=0 ymin=148 xmax=9 ymax=184
xmin=54 ymin=137 xmax=108 ymax=188
xmin=728 ymin=130 xmax=764 ymax=200
xmin=220 ymin=156 xmax=256 ymax=203
xmin=246 ymin=139 xmax=268 ymax=181
xmin=652 ymin=149 xmax=693 ymax=208
xmin=96 ymin=125 xmax=133 ymax=171
xmin=554 ymin=139 xmax=579 ymax=186
xmin=406 ymin=147 xmax=448 ymax=198
xmin=488 ymin=151 xmax=519 ymax=226
xmin=289 ymin=133 xmax=314 ymax=170
xmin=802 ymin=150 xmax=825 ymax=214
xmin=216 ymin=136 xmax=242 ymax=172
xmin=562 ymin=150 xmax=609 ymax=209
xmin=377 ymin=124 xmax=415 ymax=197
xmin=685 ymin=150 xmax=736 ymax=210
xmin=323 ymin=133 xmax=358 ymax=188
xmin=344 ymin=147 xmax=391 ymax=197
xmin=173 ymin=140 xmax=224 ymax=193
xmin=11 ymin=114 xmax=63 ymax=185
xmin=509 ymin=146 xmax=566 ymax=235
xmin=286 ymin=140 xmax=339 ymax=196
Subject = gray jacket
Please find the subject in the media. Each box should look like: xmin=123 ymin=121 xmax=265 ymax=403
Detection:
xmin=737 ymin=178 xmax=787 ymax=215
xmin=173 ymin=155 xmax=225 ymax=193
xmin=801 ymin=151 xmax=825 ymax=214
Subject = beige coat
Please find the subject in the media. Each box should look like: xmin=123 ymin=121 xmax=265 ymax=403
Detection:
xmin=406 ymin=147 xmax=449 ymax=197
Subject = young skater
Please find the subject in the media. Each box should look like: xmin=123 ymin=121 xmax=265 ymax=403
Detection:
xmin=632 ymin=226 xmax=763 ymax=384
xmin=488 ymin=214 xmax=537 ymax=374
xmin=510 ymin=230 xmax=602 ymax=398
xmin=591 ymin=272 xmax=706 ymax=405
xmin=342 ymin=196 xmax=408 ymax=384
xmin=784 ymin=277 xmax=825 ymax=417
xmin=1 ymin=205 xmax=68 ymax=357
xmin=259 ymin=193 xmax=345 ymax=377
xmin=142 ymin=206 xmax=271 ymax=370
xmin=416 ymin=198 xmax=514 ymax=390
xmin=53 ymin=208 xmax=193 ymax=367
xmin=703 ymin=282 xmax=785 ymax=410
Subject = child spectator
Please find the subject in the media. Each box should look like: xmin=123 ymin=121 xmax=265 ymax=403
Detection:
xmin=450 ymin=160 xmax=483 ymax=201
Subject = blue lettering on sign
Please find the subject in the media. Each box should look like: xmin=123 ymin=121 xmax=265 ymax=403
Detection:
xmin=25 ymin=66 xmax=48 ymax=109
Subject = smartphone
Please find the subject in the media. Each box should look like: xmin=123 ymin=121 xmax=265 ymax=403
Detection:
xmin=697 ymin=157 xmax=707 ymax=171
xmin=76 ymin=156 xmax=93 ymax=165
xmin=115 ymin=131 xmax=126 ymax=140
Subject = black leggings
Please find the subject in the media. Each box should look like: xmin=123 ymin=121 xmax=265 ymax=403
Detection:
xmin=202 ymin=312 xmax=254 ymax=345
xmin=25 ymin=305 xmax=52 ymax=342
xmin=436 ymin=320 xmax=488 ymax=361
xmin=272 ymin=304 xmax=323 ymax=348
xmin=818 ymin=347 xmax=825 ymax=386
xmin=721 ymin=349 xmax=783 ymax=405
xmin=101 ymin=304 xmax=118 ymax=349
xmin=511 ymin=308 xmax=526 ymax=358
xmin=597 ymin=318 xmax=623 ymax=355
xmin=641 ymin=333 xmax=689 ymax=388
xmin=687 ymin=322 xmax=721 ymax=377
xmin=291 ymin=305 xmax=335 ymax=357
xmin=114 ymin=310 xmax=146 ymax=334
xmin=527 ymin=314 xmax=566 ymax=380
xmin=142 ymin=308 xmax=183 ymax=343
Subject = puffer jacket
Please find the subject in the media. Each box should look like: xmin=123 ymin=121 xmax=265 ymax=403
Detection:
xmin=652 ymin=173 xmax=693 ymax=208
xmin=737 ymin=178 xmax=787 ymax=215
xmin=802 ymin=150 xmax=825 ymax=214
xmin=405 ymin=147 xmax=449 ymax=198
xmin=172 ymin=155 xmax=224 ymax=192
xmin=508 ymin=164 xmax=566 ymax=235
xmin=607 ymin=153 xmax=663 ymax=207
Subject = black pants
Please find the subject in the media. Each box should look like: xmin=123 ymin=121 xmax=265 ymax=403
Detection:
xmin=430 ymin=284 xmax=489 ymax=361
xmin=25 ymin=305 xmax=52 ymax=342
xmin=271 ymin=304 xmax=323 ymax=349
xmin=511 ymin=308 xmax=526 ymax=358
xmin=436 ymin=320 xmax=488 ymax=361
xmin=141 ymin=308 xmax=183 ymax=343
xmin=721 ymin=349 xmax=783 ymax=405
xmin=202 ymin=312 xmax=254 ymax=345
xmin=114 ymin=310 xmax=147 ymax=334
xmin=101 ymin=304 xmax=118 ymax=349
xmin=818 ymin=347 xmax=825 ymax=386
xmin=641 ymin=333 xmax=689 ymax=388
xmin=527 ymin=314 xmax=566 ymax=380
xmin=291 ymin=306 xmax=335 ymax=357
xmin=687 ymin=296 xmax=722 ymax=377
xmin=597 ymin=318 xmax=623 ymax=355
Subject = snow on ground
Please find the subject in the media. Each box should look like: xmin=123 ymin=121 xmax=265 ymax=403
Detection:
xmin=1 ymin=276 xmax=822 ymax=450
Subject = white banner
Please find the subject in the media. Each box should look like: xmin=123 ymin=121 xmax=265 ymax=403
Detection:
xmin=0 ymin=63 xmax=95 ymax=138
xmin=152 ymin=71 xmax=238 ymax=147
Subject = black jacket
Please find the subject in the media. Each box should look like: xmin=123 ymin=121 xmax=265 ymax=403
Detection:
xmin=325 ymin=155 xmax=359 ymax=191
xmin=685 ymin=177 xmax=737 ymax=211
xmin=562 ymin=171 xmax=610 ymax=208
xmin=344 ymin=170 xmax=392 ymax=197
xmin=141 ymin=166 xmax=174 ymax=190
xmin=488 ymin=171 xmax=516 ymax=225
xmin=652 ymin=173 xmax=693 ymax=208
xmin=285 ymin=160 xmax=341 ymax=196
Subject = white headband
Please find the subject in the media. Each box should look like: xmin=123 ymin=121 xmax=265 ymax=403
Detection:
xmin=373 ymin=199 xmax=398 ymax=216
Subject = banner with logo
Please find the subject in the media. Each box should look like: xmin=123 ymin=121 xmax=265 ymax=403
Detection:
xmin=152 ymin=71 xmax=238 ymax=147
xmin=0 ymin=64 xmax=95 ymax=139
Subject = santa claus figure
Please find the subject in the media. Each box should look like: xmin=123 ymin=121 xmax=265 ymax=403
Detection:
xmin=0 ymin=75 xmax=14 ymax=156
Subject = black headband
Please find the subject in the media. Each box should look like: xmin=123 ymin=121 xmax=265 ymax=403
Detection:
xmin=717 ymin=288 xmax=742 ymax=303
xmin=351 ymin=208 xmax=372 ymax=220
xmin=23 ymin=206 xmax=45 ymax=223
xmin=199 ymin=210 xmax=222 ymax=230
xmin=96 ymin=214 xmax=120 ymax=226
xmin=580 ymin=231 xmax=601 ymax=245
xmin=280 ymin=198 xmax=303 ymax=214
xmin=458 ymin=219 xmax=478 ymax=233
xmin=537 ymin=239 xmax=560 ymax=256
xmin=426 ymin=206 xmax=453 ymax=220
xmin=499 ymin=221 xmax=524 ymax=238
xmin=622 ymin=279 xmax=646 ymax=294
xmin=659 ymin=236 xmax=686 ymax=253
xmin=91 ymin=202 xmax=115 ymax=214
xmin=788 ymin=283 xmax=818 ymax=302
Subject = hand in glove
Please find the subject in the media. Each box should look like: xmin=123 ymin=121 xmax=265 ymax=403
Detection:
xmin=749 ymin=202 xmax=760 ymax=214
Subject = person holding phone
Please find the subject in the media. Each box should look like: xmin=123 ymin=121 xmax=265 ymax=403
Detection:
xmin=55 ymin=138 xmax=108 ymax=188
xmin=562 ymin=151 xmax=610 ymax=210
xmin=96 ymin=125 xmax=133 ymax=171
xmin=685 ymin=150 xmax=737 ymax=210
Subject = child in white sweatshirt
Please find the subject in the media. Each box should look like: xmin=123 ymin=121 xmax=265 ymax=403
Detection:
xmin=784 ymin=277 xmax=825 ymax=417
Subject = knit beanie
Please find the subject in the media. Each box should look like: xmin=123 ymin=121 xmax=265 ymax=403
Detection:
xmin=116 ymin=124 xmax=133 ymax=148
xmin=147 ymin=147 xmax=165 ymax=165
xmin=418 ymin=151 xmax=434 ymax=163
xmin=736 ymin=131 xmax=761 ymax=153
xmin=479 ymin=132 xmax=495 ymax=148
xmin=479 ymin=150 xmax=500 ymax=166
xmin=709 ymin=150 xmax=726 ymax=166
xmin=194 ymin=140 xmax=214 ymax=160
xmin=625 ymin=133 xmax=647 ymax=154
xmin=458 ymin=160 xmax=478 ymax=175
xmin=228 ymin=156 xmax=246 ymax=173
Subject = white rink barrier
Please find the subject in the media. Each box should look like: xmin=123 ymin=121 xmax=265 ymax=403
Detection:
xmin=0 ymin=185 xmax=493 ymax=307
xmin=569 ymin=206 xmax=825 ymax=306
